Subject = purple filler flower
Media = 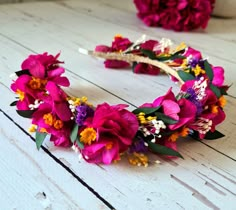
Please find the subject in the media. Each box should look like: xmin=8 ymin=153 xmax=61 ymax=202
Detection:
xmin=76 ymin=105 xmax=94 ymax=126
xmin=186 ymin=88 xmax=203 ymax=115
xmin=129 ymin=137 xmax=148 ymax=153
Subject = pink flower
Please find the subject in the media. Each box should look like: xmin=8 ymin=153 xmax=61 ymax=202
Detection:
xmin=32 ymin=82 xmax=73 ymax=147
xmin=95 ymin=35 xmax=132 ymax=69
xmin=21 ymin=52 xmax=69 ymax=86
xmin=133 ymin=63 xmax=160 ymax=75
xmin=11 ymin=52 xmax=70 ymax=111
xmin=10 ymin=75 xmax=38 ymax=110
xmin=81 ymin=103 xmax=139 ymax=164
xmin=133 ymin=40 xmax=161 ymax=75
xmin=212 ymin=66 xmax=225 ymax=87
xmin=134 ymin=0 xmax=215 ymax=31
xmin=141 ymin=88 xmax=197 ymax=130
xmin=184 ymin=47 xmax=202 ymax=60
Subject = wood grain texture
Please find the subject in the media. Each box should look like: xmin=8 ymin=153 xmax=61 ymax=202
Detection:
xmin=0 ymin=111 xmax=109 ymax=210
xmin=1 ymin=0 xmax=236 ymax=209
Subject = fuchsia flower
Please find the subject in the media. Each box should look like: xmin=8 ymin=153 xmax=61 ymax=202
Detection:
xmin=80 ymin=103 xmax=139 ymax=164
xmin=11 ymin=75 xmax=39 ymax=110
xmin=134 ymin=0 xmax=215 ymax=31
xmin=212 ymin=66 xmax=225 ymax=87
xmin=133 ymin=40 xmax=161 ymax=75
xmin=11 ymin=52 xmax=69 ymax=111
xmin=95 ymin=35 xmax=132 ymax=69
xmin=21 ymin=52 xmax=69 ymax=86
xmin=181 ymin=79 xmax=226 ymax=138
xmin=142 ymin=88 xmax=197 ymax=130
xmin=32 ymin=82 xmax=73 ymax=147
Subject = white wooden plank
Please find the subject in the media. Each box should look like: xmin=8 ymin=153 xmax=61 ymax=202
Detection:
xmin=0 ymin=111 xmax=109 ymax=210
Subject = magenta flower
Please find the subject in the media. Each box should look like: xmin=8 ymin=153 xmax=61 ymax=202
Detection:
xmin=32 ymin=82 xmax=73 ymax=147
xmin=133 ymin=40 xmax=161 ymax=75
xmin=212 ymin=66 xmax=225 ymax=87
xmin=10 ymin=75 xmax=38 ymax=110
xmin=134 ymin=0 xmax=215 ymax=31
xmin=184 ymin=47 xmax=202 ymax=60
xmin=141 ymin=88 xmax=197 ymax=130
xmin=11 ymin=52 xmax=70 ymax=111
xmin=81 ymin=103 xmax=139 ymax=164
xmin=95 ymin=35 xmax=132 ymax=69
xmin=21 ymin=52 xmax=69 ymax=86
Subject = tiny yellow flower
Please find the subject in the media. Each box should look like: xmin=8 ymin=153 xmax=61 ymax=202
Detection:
xmin=16 ymin=89 xmax=25 ymax=101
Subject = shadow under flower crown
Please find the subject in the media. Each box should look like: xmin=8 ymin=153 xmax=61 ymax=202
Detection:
xmin=10 ymin=35 xmax=229 ymax=166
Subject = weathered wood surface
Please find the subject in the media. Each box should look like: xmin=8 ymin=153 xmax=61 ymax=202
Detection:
xmin=1 ymin=0 xmax=236 ymax=209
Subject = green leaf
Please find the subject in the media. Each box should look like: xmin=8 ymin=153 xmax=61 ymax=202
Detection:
xmin=172 ymin=49 xmax=186 ymax=56
xmin=132 ymin=106 xmax=161 ymax=115
xmin=220 ymin=87 xmax=228 ymax=95
xmin=155 ymin=56 xmax=171 ymax=61
xmin=10 ymin=101 xmax=17 ymax=106
xmin=204 ymin=130 xmax=225 ymax=140
xmin=76 ymin=137 xmax=84 ymax=149
xmin=210 ymin=84 xmax=221 ymax=98
xmin=15 ymin=69 xmax=31 ymax=77
xmin=155 ymin=112 xmax=178 ymax=125
xmin=70 ymin=124 xmax=79 ymax=143
xmin=177 ymin=71 xmax=195 ymax=82
xmin=148 ymin=142 xmax=183 ymax=158
xmin=204 ymin=60 xmax=214 ymax=81
xmin=140 ymin=49 xmax=157 ymax=59
xmin=16 ymin=110 xmax=35 ymax=118
xmin=170 ymin=54 xmax=186 ymax=60
xmin=36 ymin=131 xmax=47 ymax=150
xmin=132 ymin=62 xmax=138 ymax=73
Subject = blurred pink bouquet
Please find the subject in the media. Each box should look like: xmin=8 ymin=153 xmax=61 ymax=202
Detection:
xmin=133 ymin=0 xmax=215 ymax=31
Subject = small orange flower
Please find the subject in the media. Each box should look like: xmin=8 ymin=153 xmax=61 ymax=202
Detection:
xmin=80 ymin=128 xmax=97 ymax=145
xmin=53 ymin=120 xmax=63 ymax=130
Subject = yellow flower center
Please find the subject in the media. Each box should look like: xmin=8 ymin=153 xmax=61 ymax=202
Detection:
xmin=53 ymin=120 xmax=63 ymax=130
xmin=105 ymin=142 xmax=113 ymax=150
xmin=80 ymin=128 xmax=97 ymax=145
xmin=211 ymin=105 xmax=219 ymax=114
xmin=43 ymin=113 xmax=54 ymax=126
xmin=16 ymin=89 xmax=25 ymax=101
xmin=39 ymin=128 xmax=47 ymax=133
xmin=114 ymin=34 xmax=122 ymax=39
xmin=28 ymin=77 xmax=47 ymax=90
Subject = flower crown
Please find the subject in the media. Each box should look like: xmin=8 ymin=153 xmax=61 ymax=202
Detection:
xmin=10 ymin=35 xmax=229 ymax=167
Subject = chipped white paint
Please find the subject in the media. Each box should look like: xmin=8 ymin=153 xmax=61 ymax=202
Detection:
xmin=1 ymin=0 xmax=236 ymax=209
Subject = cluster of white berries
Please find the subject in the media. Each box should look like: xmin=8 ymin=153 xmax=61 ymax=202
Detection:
xmin=193 ymin=77 xmax=207 ymax=101
xmin=28 ymin=99 xmax=43 ymax=110
xmin=68 ymin=99 xmax=76 ymax=120
xmin=140 ymin=120 xmax=166 ymax=145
